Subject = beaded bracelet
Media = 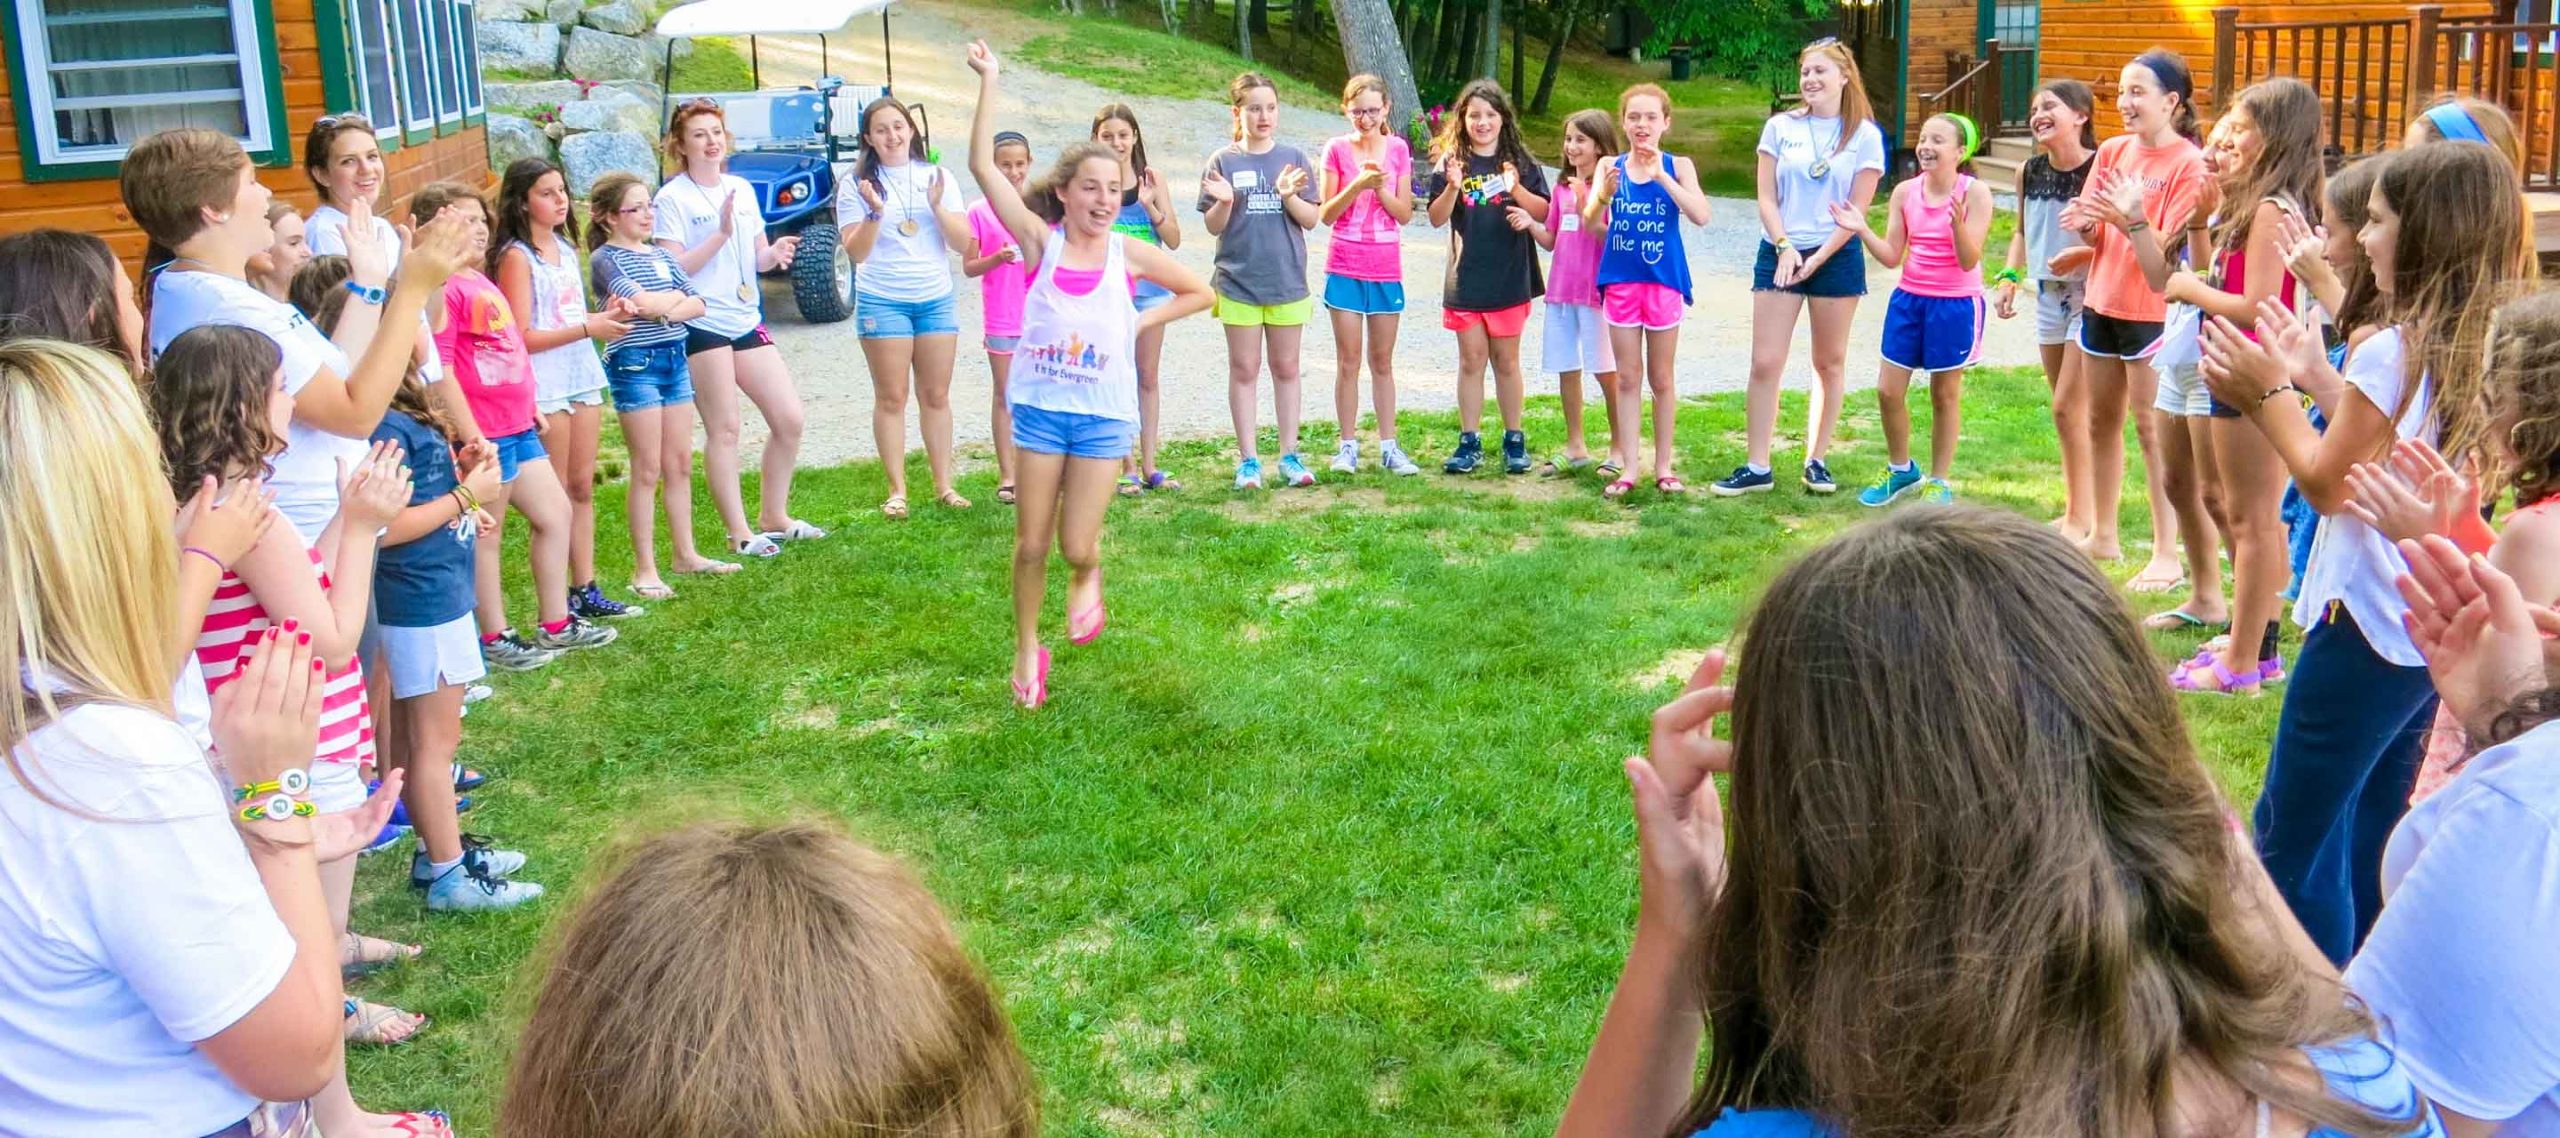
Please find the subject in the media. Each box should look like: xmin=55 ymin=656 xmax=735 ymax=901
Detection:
xmin=238 ymin=797 xmax=317 ymax=824
xmin=233 ymin=768 xmax=311 ymax=803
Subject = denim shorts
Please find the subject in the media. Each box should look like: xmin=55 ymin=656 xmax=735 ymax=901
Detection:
xmin=1133 ymin=289 xmax=1173 ymax=313
xmin=605 ymin=342 xmax=695 ymax=412
xmin=857 ymin=291 xmax=959 ymax=339
xmin=986 ymin=334 xmax=1022 ymax=355
xmin=491 ymin=427 xmax=547 ymax=482
xmin=1011 ymin=401 xmax=1135 ymax=460
xmin=1752 ymin=240 xmax=1866 ymax=298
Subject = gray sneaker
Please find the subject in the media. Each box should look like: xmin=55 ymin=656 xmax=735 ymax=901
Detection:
xmin=480 ymin=632 xmax=557 ymax=672
xmin=1330 ymin=439 xmax=1360 ymax=474
xmin=1379 ymin=439 xmax=1422 ymax=476
xmin=529 ymin=615 xmax=617 ymax=652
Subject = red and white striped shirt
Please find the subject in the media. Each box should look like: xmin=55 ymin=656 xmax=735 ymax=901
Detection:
xmin=193 ymin=544 xmax=374 ymax=770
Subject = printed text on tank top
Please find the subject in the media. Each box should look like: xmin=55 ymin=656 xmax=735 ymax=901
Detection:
xmin=677 ymin=173 xmax=755 ymax=303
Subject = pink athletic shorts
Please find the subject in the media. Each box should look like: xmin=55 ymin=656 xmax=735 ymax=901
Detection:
xmin=1603 ymin=282 xmax=1684 ymax=331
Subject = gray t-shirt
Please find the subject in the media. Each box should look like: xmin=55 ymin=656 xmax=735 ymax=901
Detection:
xmin=1196 ymin=142 xmax=1319 ymax=306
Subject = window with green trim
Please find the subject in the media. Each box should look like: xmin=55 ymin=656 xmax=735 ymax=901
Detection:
xmin=344 ymin=0 xmax=405 ymax=142
xmin=6 ymin=0 xmax=284 ymax=169
xmin=393 ymin=0 xmax=434 ymax=138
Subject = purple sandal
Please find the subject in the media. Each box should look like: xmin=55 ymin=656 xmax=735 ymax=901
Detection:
xmin=1145 ymin=470 xmax=1183 ymax=492
xmin=2170 ymin=656 xmax=2272 ymax=695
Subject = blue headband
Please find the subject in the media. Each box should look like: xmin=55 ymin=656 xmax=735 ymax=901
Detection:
xmin=2424 ymin=103 xmax=2489 ymax=144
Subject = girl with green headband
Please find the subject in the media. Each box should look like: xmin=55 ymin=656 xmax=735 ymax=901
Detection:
xmin=1830 ymin=112 xmax=1993 ymax=507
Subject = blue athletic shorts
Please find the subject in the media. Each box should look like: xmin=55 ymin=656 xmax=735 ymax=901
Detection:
xmin=856 ymin=291 xmax=959 ymax=339
xmin=1879 ymin=289 xmax=1985 ymax=374
xmin=1322 ymin=273 xmax=1406 ymax=315
xmin=1010 ymin=402 xmax=1135 ymax=460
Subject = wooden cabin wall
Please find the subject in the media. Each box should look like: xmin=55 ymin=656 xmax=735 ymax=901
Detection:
xmin=1908 ymin=0 xmax=1981 ymax=133
xmin=0 ymin=0 xmax=484 ymax=272
xmin=2040 ymin=0 xmax=2496 ymax=139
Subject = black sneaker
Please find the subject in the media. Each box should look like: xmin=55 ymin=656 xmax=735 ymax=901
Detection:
xmin=1801 ymin=459 xmax=1838 ymax=495
xmin=1709 ymin=465 xmax=1777 ymax=497
xmin=1501 ymin=430 xmax=1531 ymax=474
xmin=1443 ymin=432 xmax=1483 ymax=474
xmin=571 ymin=583 xmax=645 ymax=620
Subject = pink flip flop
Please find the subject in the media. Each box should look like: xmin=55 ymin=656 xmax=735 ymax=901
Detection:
xmin=1012 ymin=645 xmax=1052 ymax=710
xmin=1070 ymin=604 xmax=1108 ymax=646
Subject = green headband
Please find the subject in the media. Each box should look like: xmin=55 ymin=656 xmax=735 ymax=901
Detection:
xmin=1944 ymin=113 xmax=1981 ymax=162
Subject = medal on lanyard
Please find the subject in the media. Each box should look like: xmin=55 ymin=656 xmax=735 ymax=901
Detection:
xmin=901 ymin=218 xmax=920 ymax=237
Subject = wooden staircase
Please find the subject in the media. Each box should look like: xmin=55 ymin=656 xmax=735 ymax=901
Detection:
xmin=1974 ymin=135 xmax=2031 ymax=193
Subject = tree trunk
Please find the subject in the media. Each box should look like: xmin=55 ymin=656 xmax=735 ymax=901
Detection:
xmin=1509 ymin=5 xmax=1523 ymax=95
xmin=1477 ymin=0 xmax=1501 ymax=81
xmin=1332 ymin=0 xmax=1427 ymax=138
xmin=1531 ymin=0 xmax=1577 ymax=113
xmin=1452 ymin=3 xmax=1481 ymax=81
xmin=1235 ymin=0 xmax=1254 ymax=60
xmin=1429 ymin=0 xmax=1464 ymax=85
xmin=1160 ymin=0 xmax=1179 ymax=31
xmin=1249 ymin=0 xmax=1269 ymax=34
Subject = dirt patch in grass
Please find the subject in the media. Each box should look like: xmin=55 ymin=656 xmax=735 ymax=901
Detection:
xmin=1630 ymin=647 xmax=1711 ymax=689
xmin=1566 ymin=516 xmax=1640 ymax=539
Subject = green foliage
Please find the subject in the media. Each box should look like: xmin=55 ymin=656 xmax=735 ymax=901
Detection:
xmin=1632 ymin=0 xmax=1830 ymax=91
xmin=668 ymin=34 xmax=753 ymax=93
xmin=347 ymin=367 xmax=2275 ymax=1133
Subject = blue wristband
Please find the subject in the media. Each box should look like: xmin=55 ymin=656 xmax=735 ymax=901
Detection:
xmin=343 ymin=280 xmax=386 ymax=306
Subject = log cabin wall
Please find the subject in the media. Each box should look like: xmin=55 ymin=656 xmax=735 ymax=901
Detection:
xmin=0 ymin=0 xmax=487 ymax=272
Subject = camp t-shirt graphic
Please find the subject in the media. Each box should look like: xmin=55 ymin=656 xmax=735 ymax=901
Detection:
xmin=1021 ymin=329 xmax=1113 ymax=386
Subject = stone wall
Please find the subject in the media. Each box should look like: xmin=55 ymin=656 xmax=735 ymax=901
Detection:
xmin=476 ymin=0 xmax=698 ymax=193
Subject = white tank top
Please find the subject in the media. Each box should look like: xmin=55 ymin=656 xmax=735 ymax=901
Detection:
xmin=514 ymin=239 xmax=608 ymax=403
xmin=1008 ymin=230 xmax=1139 ymax=423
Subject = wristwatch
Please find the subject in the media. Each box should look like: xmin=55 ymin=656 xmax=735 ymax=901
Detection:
xmin=343 ymin=280 xmax=387 ymax=306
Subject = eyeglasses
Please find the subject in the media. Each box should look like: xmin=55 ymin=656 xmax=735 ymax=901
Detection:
xmin=613 ymin=204 xmax=650 ymax=216
xmin=1349 ymin=106 xmax=1386 ymax=118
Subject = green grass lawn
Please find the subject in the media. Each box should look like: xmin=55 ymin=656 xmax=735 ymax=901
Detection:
xmin=349 ymin=366 xmax=2277 ymax=1134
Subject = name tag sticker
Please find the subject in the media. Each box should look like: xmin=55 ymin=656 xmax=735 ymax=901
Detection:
xmin=1559 ymin=213 xmax=1581 ymax=233
xmin=1231 ymin=169 xmax=1261 ymax=190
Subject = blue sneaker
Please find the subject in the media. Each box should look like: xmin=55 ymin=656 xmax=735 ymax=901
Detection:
xmin=1443 ymin=433 xmax=1484 ymax=474
xmin=361 ymin=823 xmax=411 ymax=857
xmin=1801 ymin=459 xmax=1838 ymax=495
xmin=1919 ymin=477 xmax=1956 ymax=504
xmin=1710 ymin=465 xmax=1775 ymax=496
xmin=1857 ymin=465 xmax=1926 ymax=508
xmin=1234 ymin=457 xmax=1264 ymax=490
xmin=1276 ymin=452 xmax=1317 ymax=487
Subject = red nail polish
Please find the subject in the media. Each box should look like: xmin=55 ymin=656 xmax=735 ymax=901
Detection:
xmin=297 ymin=632 xmax=311 ymax=646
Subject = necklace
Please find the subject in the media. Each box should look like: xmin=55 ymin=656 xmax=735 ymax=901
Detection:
xmin=884 ymin=165 xmax=923 ymax=238
xmin=683 ymin=174 xmax=755 ymax=304
xmin=1806 ymin=116 xmax=1844 ymax=180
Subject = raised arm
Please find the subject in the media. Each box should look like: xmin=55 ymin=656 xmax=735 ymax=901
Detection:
xmin=1428 ymin=152 xmax=1463 ymax=228
xmin=965 ymin=41 xmax=1054 ymax=261
xmin=284 ymin=215 xmax=470 ymax=439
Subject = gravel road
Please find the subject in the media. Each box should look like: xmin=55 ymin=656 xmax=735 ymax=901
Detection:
xmin=726 ymin=0 xmax=2038 ymax=472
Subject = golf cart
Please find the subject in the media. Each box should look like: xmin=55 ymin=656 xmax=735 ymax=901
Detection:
xmin=653 ymin=0 xmax=929 ymax=323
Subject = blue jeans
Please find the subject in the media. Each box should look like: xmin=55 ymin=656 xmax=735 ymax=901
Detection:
xmin=2253 ymin=608 xmax=2435 ymax=964
xmin=855 ymin=291 xmax=958 ymax=339
xmin=490 ymin=427 xmax=547 ymax=482
xmin=605 ymin=342 xmax=695 ymax=411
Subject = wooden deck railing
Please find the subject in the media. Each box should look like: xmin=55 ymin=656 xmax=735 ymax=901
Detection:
xmin=1919 ymin=39 xmax=2033 ymax=135
xmin=2210 ymin=3 xmax=2542 ymax=169
xmin=2419 ymin=16 xmax=2560 ymax=186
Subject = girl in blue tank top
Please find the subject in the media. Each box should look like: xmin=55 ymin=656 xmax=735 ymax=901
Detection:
xmin=1584 ymin=84 xmax=1711 ymax=497
xmin=1093 ymin=103 xmax=1185 ymax=492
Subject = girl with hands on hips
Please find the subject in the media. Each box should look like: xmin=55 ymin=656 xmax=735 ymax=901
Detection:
xmin=1557 ymin=506 xmax=2440 ymax=1138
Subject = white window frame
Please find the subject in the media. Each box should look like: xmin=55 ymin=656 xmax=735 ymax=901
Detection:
xmin=393 ymin=0 xmax=435 ymax=136
xmin=428 ymin=0 xmax=460 ymax=128
xmin=8 ymin=0 xmax=278 ymax=165
xmin=344 ymin=0 xmax=405 ymax=142
xmin=457 ymin=0 xmax=482 ymax=117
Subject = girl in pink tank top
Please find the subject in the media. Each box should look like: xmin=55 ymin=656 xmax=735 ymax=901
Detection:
xmin=1832 ymin=113 xmax=1993 ymax=507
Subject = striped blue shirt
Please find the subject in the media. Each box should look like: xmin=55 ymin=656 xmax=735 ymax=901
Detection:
xmin=591 ymin=244 xmax=698 ymax=351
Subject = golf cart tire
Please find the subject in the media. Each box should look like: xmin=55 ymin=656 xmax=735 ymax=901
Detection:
xmin=792 ymin=221 xmax=852 ymax=324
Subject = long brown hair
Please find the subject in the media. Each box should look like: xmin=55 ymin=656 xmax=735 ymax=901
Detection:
xmin=2488 ymin=289 xmax=2560 ymax=508
xmin=2034 ymin=77 xmax=2099 ymax=150
xmin=1798 ymin=38 xmax=1873 ymax=159
xmin=496 ymin=820 xmax=1038 ymax=1138
xmin=0 ymin=229 xmax=139 ymax=378
xmin=2375 ymin=141 xmax=2537 ymax=481
xmin=1560 ymin=108 xmax=1621 ymax=184
xmin=1680 ymin=506 xmax=2408 ymax=1138
xmin=148 ymin=324 xmax=285 ymax=494
xmin=1092 ymin=102 xmax=1152 ymax=179
xmin=1430 ymin=78 xmax=1535 ymax=172
xmin=490 ymin=157 xmax=568 ymax=277
xmin=1021 ymin=142 xmax=1120 ymax=225
xmin=295 ymin=257 xmax=459 ymax=443
xmin=2212 ymin=79 xmax=2325 ymax=257
xmin=852 ymin=96 xmax=930 ymax=192
xmin=2324 ymin=156 xmax=2388 ymax=336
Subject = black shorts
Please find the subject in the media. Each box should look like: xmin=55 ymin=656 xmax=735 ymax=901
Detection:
xmin=1750 ymin=240 xmax=1867 ymax=298
xmin=2077 ymin=311 xmax=2166 ymax=360
xmin=684 ymin=324 xmax=776 ymax=356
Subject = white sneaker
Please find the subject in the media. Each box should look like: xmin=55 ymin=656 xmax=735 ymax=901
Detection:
xmin=424 ymin=854 xmax=544 ymax=913
xmin=1379 ymin=440 xmax=1422 ymax=476
xmin=1330 ymin=439 xmax=1360 ymax=474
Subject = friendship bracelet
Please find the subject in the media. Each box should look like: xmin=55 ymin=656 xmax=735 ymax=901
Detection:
xmin=233 ymin=768 xmax=310 ymax=803
xmin=1990 ymin=267 xmax=2025 ymax=286
xmin=2255 ymin=383 xmax=2300 ymax=406
xmin=180 ymin=545 xmax=227 ymax=574
xmin=2126 ymin=219 xmax=2151 ymax=234
xmin=238 ymin=797 xmax=317 ymax=824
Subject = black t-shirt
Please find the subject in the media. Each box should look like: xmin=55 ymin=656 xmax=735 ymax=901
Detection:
xmin=1425 ymin=150 xmax=1550 ymax=312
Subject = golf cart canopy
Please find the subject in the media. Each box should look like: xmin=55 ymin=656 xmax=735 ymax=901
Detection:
xmin=655 ymin=0 xmax=892 ymax=37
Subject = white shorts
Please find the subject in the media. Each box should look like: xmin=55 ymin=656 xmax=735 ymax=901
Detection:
xmin=309 ymin=758 xmax=367 ymax=815
xmin=536 ymin=387 xmax=606 ymax=418
xmin=2035 ymin=279 xmax=2085 ymax=347
xmin=1541 ymin=300 xmax=1616 ymax=376
xmin=380 ymin=614 xmax=491 ymax=700
xmin=2152 ymin=360 xmax=2215 ymax=417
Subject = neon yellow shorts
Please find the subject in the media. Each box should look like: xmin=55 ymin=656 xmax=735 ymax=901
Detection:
xmin=1214 ymin=293 xmax=1314 ymax=327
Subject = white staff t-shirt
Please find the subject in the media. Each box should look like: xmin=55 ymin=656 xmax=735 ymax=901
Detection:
xmin=305 ymin=204 xmax=443 ymax=381
xmin=652 ymin=173 xmax=767 ymax=339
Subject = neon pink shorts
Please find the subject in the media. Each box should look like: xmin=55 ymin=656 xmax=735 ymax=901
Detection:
xmin=1602 ymin=282 xmax=1684 ymax=331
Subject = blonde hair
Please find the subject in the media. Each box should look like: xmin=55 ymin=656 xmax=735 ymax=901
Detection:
xmin=0 ymin=340 xmax=181 ymax=806
xmin=1342 ymin=72 xmax=1389 ymax=112
xmin=498 ymin=820 xmax=1039 ymax=1138
xmin=2409 ymin=95 xmax=2525 ymax=184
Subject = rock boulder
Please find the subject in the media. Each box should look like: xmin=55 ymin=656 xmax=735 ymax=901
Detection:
xmin=559 ymin=130 xmax=660 ymax=195
xmin=486 ymin=113 xmax=556 ymax=172
xmin=558 ymin=90 xmax=658 ymax=136
xmin=581 ymin=0 xmax=645 ymax=36
xmin=563 ymin=26 xmax=656 ymax=83
xmin=477 ymin=20 xmax=562 ymax=73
